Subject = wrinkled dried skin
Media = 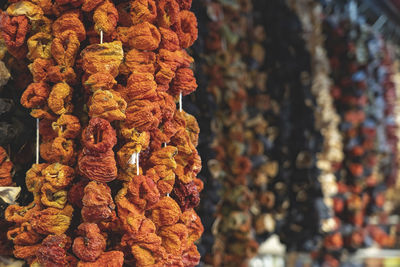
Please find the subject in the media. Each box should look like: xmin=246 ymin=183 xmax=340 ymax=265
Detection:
xmin=39 ymin=119 xmax=58 ymax=141
xmin=180 ymin=209 xmax=203 ymax=244
xmin=117 ymin=143 xmax=141 ymax=171
xmin=20 ymin=82 xmax=50 ymax=109
xmin=93 ymin=1 xmax=118 ymax=35
xmin=183 ymin=112 xmax=199 ymax=146
xmin=48 ymin=82 xmax=74 ymax=115
xmin=182 ymin=243 xmax=200 ymax=267
xmin=5 ymin=202 xmax=40 ymax=224
xmin=82 ymin=0 xmax=104 ymax=12
xmin=158 ymin=223 xmax=188 ymax=255
xmin=47 ymin=65 xmax=77 ymax=84
xmin=7 ymin=223 xmax=43 ymax=246
xmin=157 ymin=0 xmax=179 ymax=28
xmin=37 ymin=234 xmax=71 ymax=267
xmin=176 ymin=0 xmax=191 ymax=10
xmin=40 ymin=137 xmax=74 ymax=165
xmin=52 ymin=114 xmax=81 ymax=139
xmin=25 ymin=163 xmax=49 ymax=193
xmin=52 ymin=12 xmax=86 ymax=42
xmin=31 ymin=205 xmax=73 ymax=235
xmin=119 ymin=127 xmax=150 ymax=150
xmin=82 ymin=204 xmax=115 ymax=223
xmin=158 ymin=49 xmax=193 ymax=69
xmin=115 ymin=192 xmax=144 ymax=226
xmin=28 ymin=59 xmax=53 ymax=82
xmin=172 ymin=10 xmax=198 ymax=48
xmin=130 ymin=242 xmax=166 ymax=267
xmin=125 ymin=175 xmax=160 ymax=210
xmin=124 ymin=72 xmax=158 ymax=101
xmin=171 ymin=130 xmax=195 ymax=159
xmin=157 ymin=92 xmax=176 ymax=121
xmin=27 ymin=32 xmax=52 ymax=61
xmin=175 ymin=153 xmax=201 ymax=181
xmin=84 ymin=72 xmax=116 ymax=92
xmin=159 ymin=27 xmax=180 ymax=51
xmin=42 ymin=163 xmax=74 ymax=189
xmin=88 ymin=90 xmax=127 ymax=122
xmin=81 ymin=41 xmax=124 ymax=77
xmin=170 ymin=68 xmax=197 ymax=97
xmin=81 ymin=117 xmax=117 ymax=155
xmin=121 ymin=214 xmax=157 ymax=242
xmin=123 ymin=49 xmax=156 ymax=74
xmin=73 ymin=223 xmax=106 ymax=262
xmin=148 ymin=129 xmax=168 ymax=150
xmin=150 ymin=196 xmax=181 ymax=228
xmin=13 ymin=244 xmax=41 ymax=260
xmin=122 ymin=22 xmax=160 ymax=50
xmin=0 ymin=14 xmax=29 ymax=48
xmin=68 ymin=179 xmax=88 ymax=208
xmin=82 ymin=181 xmax=114 ymax=207
xmin=51 ymin=31 xmax=80 ymax=67
xmin=81 ymin=181 xmax=115 ymax=221
xmin=125 ymin=100 xmax=161 ymax=132
xmin=78 ymin=150 xmax=118 ymax=182
xmin=6 ymin=1 xmax=44 ymax=21
xmin=149 ymin=146 xmax=178 ymax=169
xmin=40 ymin=184 xmax=68 ymax=209
xmin=172 ymin=179 xmax=200 ymax=211
xmin=30 ymin=107 xmax=57 ymax=120
xmin=155 ymin=49 xmax=193 ymax=85
xmin=148 ymin=166 xmax=175 ymax=195
xmin=164 ymin=253 xmax=184 ymax=267
xmin=77 ymin=251 xmax=124 ymax=267
xmin=0 ymin=146 xmax=13 ymax=186
xmin=130 ymin=0 xmax=157 ymax=25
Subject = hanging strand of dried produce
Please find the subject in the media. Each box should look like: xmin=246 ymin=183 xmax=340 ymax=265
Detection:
xmin=314 ymin=5 xmax=399 ymax=265
xmin=113 ymin=0 xmax=203 ymax=266
xmin=1 ymin=1 xmax=84 ymax=264
xmin=289 ymin=0 xmax=344 ymax=238
xmin=0 ymin=0 xmax=202 ymax=265
xmin=196 ymin=0 xmax=263 ymax=265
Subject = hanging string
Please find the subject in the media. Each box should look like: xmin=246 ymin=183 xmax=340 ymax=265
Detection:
xmin=136 ymin=153 xmax=139 ymax=176
xmin=100 ymin=30 xmax=103 ymax=44
xmin=128 ymin=152 xmax=140 ymax=176
xmin=36 ymin=118 xmax=39 ymax=164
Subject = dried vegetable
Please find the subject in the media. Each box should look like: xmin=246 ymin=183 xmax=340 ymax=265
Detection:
xmin=287 ymin=0 xmax=344 ymax=244
xmin=193 ymin=0 xmax=265 ymax=265
xmin=310 ymin=6 xmax=400 ymax=266
xmin=0 ymin=0 xmax=203 ymax=265
xmin=1 ymin=1 xmax=82 ymax=263
xmin=112 ymin=0 xmax=203 ymax=265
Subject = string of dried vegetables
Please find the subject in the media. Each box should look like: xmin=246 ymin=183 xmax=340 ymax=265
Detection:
xmin=0 ymin=0 xmax=203 ymax=265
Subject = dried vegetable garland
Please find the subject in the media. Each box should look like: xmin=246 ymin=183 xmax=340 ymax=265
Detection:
xmin=313 ymin=9 xmax=399 ymax=266
xmin=288 ymin=0 xmax=344 ymax=239
xmin=254 ymin=0 xmax=326 ymax=252
xmin=0 ymin=0 xmax=203 ymax=266
xmin=199 ymin=0 xmax=260 ymax=265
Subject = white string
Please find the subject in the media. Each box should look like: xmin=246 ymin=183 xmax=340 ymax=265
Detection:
xmin=162 ymin=142 xmax=167 ymax=147
xmin=36 ymin=118 xmax=39 ymax=164
xmin=136 ymin=153 xmax=139 ymax=176
xmin=179 ymin=91 xmax=182 ymax=112
xmin=100 ymin=30 xmax=103 ymax=44
xmin=128 ymin=152 xmax=140 ymax=175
